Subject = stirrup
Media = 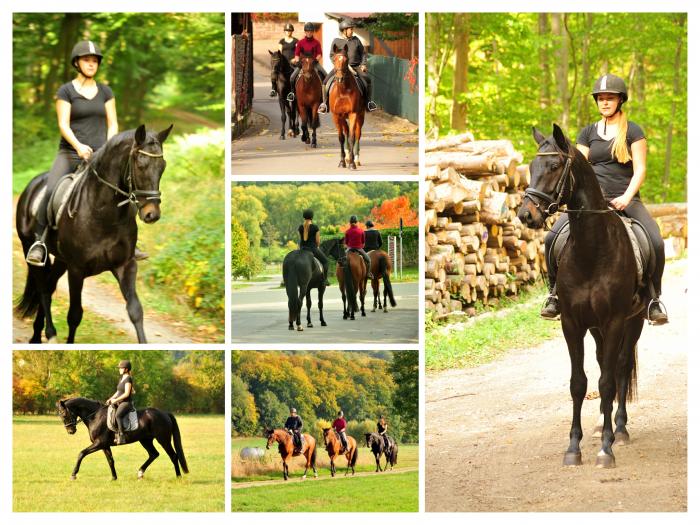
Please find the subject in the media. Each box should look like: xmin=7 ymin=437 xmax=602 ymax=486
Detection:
xmin=286 ymin=92 xmax=295 ymax=102
xmin=367 ymin=100 xmax=378 ymax=112
xmin=270 ymin=89 xmax=277 ymax=97
xmin=26 ymin=241 xmax=48 ymax=267
xmin=540 ymin=294 xmax=560 ymax=320
xmin=318 ymin=103 xmax=328 ymax=114
xmin=647 ymin=299 xmax=669 ymax=325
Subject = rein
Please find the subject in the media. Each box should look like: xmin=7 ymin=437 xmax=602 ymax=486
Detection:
xmin=64 ymin=405 xmax=102 ymax=427
xmin=91 ymin=146 xmax=163 ymax=208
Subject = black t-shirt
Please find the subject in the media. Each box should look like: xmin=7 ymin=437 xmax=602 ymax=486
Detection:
xmin=298 ymin=223 xmax=320 ymax=249
xmin=576 ymin=121 xmax=645 ymax=198
xmin=285 ymin=415 xmax=303 ymax=431
xmin=56 ymin=81 xmax=114 ymax=153
xmin=279 ymin=37 xmax=298 ymax=63
xmin=330 ymin=36 xmax=367 ymax=67
xmin=116 ymin=375 xmax=133 ymax=402
xmin=364 ymin=229 xmax=382 ymax=251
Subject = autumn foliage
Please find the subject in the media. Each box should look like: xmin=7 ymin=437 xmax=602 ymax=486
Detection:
xmin=367 ymin=196 xmax=418 ymax=229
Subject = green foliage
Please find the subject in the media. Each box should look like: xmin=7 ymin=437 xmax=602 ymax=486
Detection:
xmin=369 ymin=13 xmax=419 ymax=40
xmin=426 ymin=13 xmax=687 ymax=202
xmin=232 ymin=375 xmax=259 ymax=436
xmin=389 ymin=351 xmax=419 ymax=441
xmin=13 ymin=350 xmax=224 ymax=414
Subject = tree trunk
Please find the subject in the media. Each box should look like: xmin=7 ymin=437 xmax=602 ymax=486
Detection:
xmin=538 ymin=14 xmax=551 ymax=110
xmin=662 ymin=17 xmax=685 ymax=201
xmin=450 ymin=13 xmax=470 ymax=131
xmin=551 ymin=13 xmax=569 ymax=130
xmin=578 ymin=13 xmax=593 ymax=129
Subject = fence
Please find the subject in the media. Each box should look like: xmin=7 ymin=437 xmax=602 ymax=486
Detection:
xmin=367 ymin=55 xmax=418 ymax=123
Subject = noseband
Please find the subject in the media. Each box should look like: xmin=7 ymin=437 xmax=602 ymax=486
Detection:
xmin=92 ymin=144 xmax=163 ymax=208
xmin=523 ymin=149 xmax=574 ymax=217
xmin=61 ymin=406 xmax=100 ymax=428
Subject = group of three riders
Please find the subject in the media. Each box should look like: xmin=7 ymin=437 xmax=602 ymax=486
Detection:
xmin=271 ymin=18 xmax=378 ymax=113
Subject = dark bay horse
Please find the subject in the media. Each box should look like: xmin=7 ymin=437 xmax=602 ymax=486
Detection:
xmin=264 ymin=428 xmax=317 ymax=480
xmin=322 ymin=428 xmax=358 ymax=477
xmin=295 ymin=54 xmax=322 ymax=147
xmin=518 ymin=124 xmax=646 ymax=469
xmin=329 ymin=43 xmax=365 ymax=169
xmin=282 ymin=248 xmax=327 ymax=331
xmin=327 ymin=238 xmax=367 ymax=320
xmin=15 ymin=125 xmax=172 ymax=343
xmin=365 ymin=432 xmax=398 ymax=472
xmin=269 ymin=50 xmax=298 ymax=139
xmin=57 ymin=397 xmax=188 ymax=480
xmin=369 ymin=250 xmax=397 ymax=312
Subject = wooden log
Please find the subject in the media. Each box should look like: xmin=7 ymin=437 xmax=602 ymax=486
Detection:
xmin=646 ymin=202 xmax=687 ymax=218
xmin=425 ymin=132 xmax=475 ymax=152
xmin=426 ymin=232 xmax=439 ymax=247
xmin=481 ymin=192 xmax=510 ymax=225
xmin=516 ymin=164 xmax=530 ymax=187
xmin=425 ymin=208 xmax=437 ymax=232
xmin=425 ymin=152 xmax=495 ymax=173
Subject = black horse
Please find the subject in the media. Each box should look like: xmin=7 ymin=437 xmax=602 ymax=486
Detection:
xmin=365 ymin=432 xmax=398 ymax=472
xmin=269 ymin=50 xmax=298 ymax=139
xmin=518 ymin=124 xmax=645 ymax=469
xmin=15 ymin=124 xmax=172 ymax=344
xmin=57 ymin=397 xmax=188 ymax=480
xmin=282 ymin=248 xmax=327 ymax=331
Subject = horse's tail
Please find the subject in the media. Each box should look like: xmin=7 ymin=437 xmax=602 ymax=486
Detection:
xmin=344 ymin=257 xmax=358 ymax=312
xmin=15 ymin=272 xmax=40 ymax=318
xmin=618 ymin=335 xmax=638 ymax=403
xmin=169 ymin=413 xmax=189 ymax=474
xmin=379 ymin=254 xmax=397 ymax=307
xmin=391 ymin=443 xmax=398 ymax=465
xmin=350 ymin=443 xmax=359 ymax=467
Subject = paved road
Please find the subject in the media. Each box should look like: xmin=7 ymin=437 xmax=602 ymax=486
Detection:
xmin=232 ymin=276 xmax=418 ymax=344
xmin=232 ymin=39 xmax=418 ymax=175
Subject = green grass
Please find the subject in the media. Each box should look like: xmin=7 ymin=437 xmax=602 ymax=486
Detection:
xmin=231 ymin=470 xmax=418 ymax=512
xmin=232 ymin=437 xmax=418 ymax=482
xmin=426 ymin=283 xmax=561 ymax=371
xmin=13 ymin=415 xmax=224 ymax=512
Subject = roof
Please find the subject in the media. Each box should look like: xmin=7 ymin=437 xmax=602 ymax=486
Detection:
xmin=325 ymin=13 xmax=377 ymax=22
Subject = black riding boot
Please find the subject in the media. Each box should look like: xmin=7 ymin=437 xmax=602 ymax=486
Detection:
xmin=318 ymin=80 xmax=331 ymax=113
xmin=287 ymin=69 xmax=299 ymax=102
xmin=26 ymin=225 xmax=49 ymax=267
xmin=540 ymin=276 xmax=560 ymax=320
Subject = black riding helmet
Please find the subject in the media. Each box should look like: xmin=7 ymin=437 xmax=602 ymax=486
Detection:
xmin=365 ymin=220 xmax=374 ymax=228
xmin=304 ymin=22 xmax=315 ymax=32
xmin=284 ymin=23 xmax=294 ymax=32
xmin=303 ymin=209 xmax=314 ymax=220
xmin=117 ymin=359 xmax=132 ymax=371
xmin=339 ymin=18 xmax=355 ymax=31
xmin=349 ymin=215 xmax=358 ymax=224
xmin=592 ymin=74 xmax=628 ymax=104
xmin=71 ymin=40 xmax=103 ymax=69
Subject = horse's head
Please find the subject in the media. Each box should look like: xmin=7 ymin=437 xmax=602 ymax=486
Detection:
xmin=322 ymin=237 xmax=344 ymax=261
xmin=322 ymin=427 xmax=332 ymax=446
xmin=56 ymin=399 xmax=78 ymax=435
xmin=129 ymin=124 xmax=173 ymax=224
xmin=300 ymin=53 xmax=316 ymax=78
xmin=518 ymin=124 xmax=575 ymax=228
xmin=365 ymin=433 xmax=372 ymax=447
xmin=264 ymin=428 xmax=276 ymax=449
xmin=269 ymin=49 xmax=282 ymax=72
xmin=332 ymin=44 xmax=349 ymax=80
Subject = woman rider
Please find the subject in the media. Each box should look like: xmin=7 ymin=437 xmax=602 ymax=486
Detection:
xmin=331 ymin=410 xmax=349 ymax=452
xmin=26 ymin=40 xmax=118 ymax=266
xmin=344 ymin=215 xmax=373 ymax=279
xmin=106 ymin=359 xmax=134 ymax=445
xmin=364 ymin=220 xmax=382 ymax=251
xmin=298 ymin=209 xmax=330 ymax=286
xmin=270 ymin=22 xmax=298 ymax=97
xmin=377 ymin=414 xmax=390 ymax=451
xmin=286 ymin=22 xmax=326 ymax=102
xmin=284 ymin=407 xmax=303 ymax=451
xmin=541 ymin=74 xmax=667 ymax=325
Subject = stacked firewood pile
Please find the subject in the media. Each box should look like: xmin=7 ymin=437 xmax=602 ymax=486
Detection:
xmin=647 ymin=203 xmax=688 ymax=258
xmin=424 ymin=134 xmax=552 ymax=318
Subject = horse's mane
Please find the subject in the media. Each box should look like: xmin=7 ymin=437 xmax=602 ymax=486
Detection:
xmin=64 ymin=397 xmax=104 ymax=411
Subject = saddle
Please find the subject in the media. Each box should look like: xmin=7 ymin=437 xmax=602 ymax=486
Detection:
xmin=106 ymin=403 xmax=138 ymax=433
xmin=330 ymin=66 xmax=366 ymax=97
xmin=289 ymin=430 xmax=304 ymax=455
xmin=312 ymin=257 xmax=324 ymax=275
xmin=550 ymin=215 xmax=655 ymax=288
xmin=31 ymin=167 xmax=87 ymax=229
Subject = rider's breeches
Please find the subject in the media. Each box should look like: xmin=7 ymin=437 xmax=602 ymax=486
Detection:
xmin=35 ymin=149 xmax=81 ymax=230
xmin=291 ymin=63 xmax=327 ymax=86
xmin=303 ymin=246 xmax=329 ymax=275
xmin=115 ymin=402 xmax=131 ymax=433
xmin=544 ymin=199 xmax=664 ymax=296
xmin=323 ymin=69 xmax=371 ymax=98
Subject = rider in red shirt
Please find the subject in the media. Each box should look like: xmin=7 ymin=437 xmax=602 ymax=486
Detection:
xmin=287 ymin=22 xmax=326 ymax=102
xmin=332 ymin=410 xmax=349 ymax=452
xmin=344 ymin=215 xmax=373 ymax=279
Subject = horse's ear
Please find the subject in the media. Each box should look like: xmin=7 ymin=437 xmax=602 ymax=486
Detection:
xmin=268 ymin=50 xmax=273 ymax=55
xmin=532 ymin=127 xmax=546 ymax=146
xmin=135 ymin=125 xmax=147 ymax=145
xmin=157 ymin=124 xmax=173 ymax=144
xmin=59 ymin=399 xmax=65 ymax=407
xmin=552 ymin=123 xmax=570 ymax=152
xmin=343 ymin=44 xmax=349 ymax=54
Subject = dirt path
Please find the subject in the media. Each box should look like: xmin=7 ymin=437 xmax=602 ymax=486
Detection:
xmin=426 ymin=259 xmax=687 ymax=512
xmin=233 ymin=467 xmax=417 ymax=489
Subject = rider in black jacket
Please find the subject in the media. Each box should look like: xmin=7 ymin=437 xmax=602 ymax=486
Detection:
xmin=364 ymin=220 xmax=382 ymax=251
xmin=284 ymin=407 xmax=303 ymax=450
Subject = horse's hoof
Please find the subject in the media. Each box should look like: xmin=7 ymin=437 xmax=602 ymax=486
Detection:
xmin=349 ymin=162 xmax=357 ymax=170
xmin=305 ymin=138 xmax=310 ymax=144
xmin=595 ymin=451 xmax=616 ymax=468
xmin=288 ymin=325 xmax=294 ymax=331
xmin=302 ymin=475 xmax=306 ymax=480
xmin=361 ymin=312 xmax=366 ymax=317
xmin=321 ymin=321 xmax=327 ymax=326
xmin=384 ymin=308 xmax=388 ymax=313
xmin=562 ymin=452 xmax=582 ymax=467
xmin=112 ymin=477 xmax=118 ymax=481
xmin=48 ymin=336 xmax=58 ymax=344
xmin=372 ymin=308 xmax=376 ymax=312
xmin=311 ymin=143 xmax=317 ymax=148
xmin=279 ymin=135 xmax=285 ymax=140
xmin=137 ymin=470 xmax=144 ymax=479
xmin=338 ymin=161 xmax=346 ymax=168
xmin=614 ymin=431 xmax=630 ymax=446
xmin=297 ymin=326 xmax=303 ymax=331
xmin=307 ymin=323 xmax=313 ymax=328
xmin=70 ymin=475 xmax=77 ymax=481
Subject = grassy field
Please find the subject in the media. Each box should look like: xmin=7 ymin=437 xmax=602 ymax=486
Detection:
xmin=13 ymin=414 xmax=224 ymax=512
xmin=231 ymin=470 xmax=418 ymax=512
xmin=232 ymin=437 xmax=418 ymax=482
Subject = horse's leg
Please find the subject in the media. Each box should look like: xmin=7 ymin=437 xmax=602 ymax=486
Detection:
xmin=103 ymin=447 xmax=117 ymax=480
xmin=330 ymin=456 xmax=335 ymax=477
xmin=30 ymin=260 xmax=66 ymax=343
xmin=346 ymin=113 xmax=357 ymax=169
xmin=70 ymin=441 xmax=104 ymax=480
xmin=112 ymin=259 xmax=146 ymax=343
xmin=318 ymin=287 xmax=327 ymax=326
xmin=360 ymin=273 xmax=367 ymax=317
xmin=614 ymin=315 xmax=644 ymax=446
xmin=354 ymin=114 xmax=364 ymax=166
xmin=590 ymin=328 xmax=605 ymax=437
xmin=305 ymin=289 xmax=313 ymax=328
xmin=340 ymin=283 xmax=348 ymax=320
xmin=137 ymin=438 xmax=160 ymax=479
xmin=30 ymin=263 xmax=59 ymax=343
xmin=375 ymin=451 xmax=381 ymax=472
xmin=310 ymin=105 xmax=318 ymax=148
xmin=596 ymin=318 xmax=627 ymax=468
xmin=155 ymin=434 xmax=182 ymax=477
xmin=300 ymin=105 xmax=310 ymax=144
xmin=334 ymin=115 xmax=346 ymax=168
xmin=561 ymin=316 xmax=587 ymax=466
xmin=296 ymin=283 xmax=307 ymax=331
xmin=278 ymin=97 xmax=286 ymax=139
xmin=66 ymin=270 xmax=84 ymax=344
xmin=283 ymin=454 xmax=290 ymax=480
xmin=372 ymin=276 xmax=379 ymax=312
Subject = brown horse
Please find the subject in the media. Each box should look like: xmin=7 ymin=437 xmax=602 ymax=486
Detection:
xmin=368 ymin=250 xmax=397 ymax=313
xmin=295 ymin=54 xmax=322 ymax=148
xmin=333 ymin=245 xmax=367 ymax=320
xmin=322 ymin=428 xmax=358 ymax=477
xmin=264 ymin=428 xmax=317 ymax=480
xmin=329 ymin=43 xmax=365 ymax=169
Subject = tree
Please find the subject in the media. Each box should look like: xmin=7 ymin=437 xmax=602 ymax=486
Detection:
xmin=389 ymin=351 xmax=419 ymax=442
xmin=255 ymin=390 xmax=289 ymax=431
xmin=368 ymin=195 xmax=418 ymax=229
xmin=231 ymin=375 xmax=258 ymax=435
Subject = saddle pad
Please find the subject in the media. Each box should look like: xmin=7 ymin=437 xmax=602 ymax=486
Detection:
xmin=107 ymin=404 xmax=138 ymax=433
xmin=313 ymin=257 xmax=323 ymax=275
xmin=30 ymin=169 xmax=86 ymax=228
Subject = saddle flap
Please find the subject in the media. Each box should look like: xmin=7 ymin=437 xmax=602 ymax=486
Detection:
xmin=107 ymin=404 xmax=138 ymax=433
xmin=43 ymin=168 xmax=86 ymax=229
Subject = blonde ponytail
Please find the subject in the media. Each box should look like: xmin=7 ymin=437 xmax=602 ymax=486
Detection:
xmin=303 ymin=220 xmax=311 ymax=241
xmin=611 ymin=110 xmax=631 ymax=164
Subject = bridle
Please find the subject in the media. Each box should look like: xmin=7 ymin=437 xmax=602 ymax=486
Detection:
xmin=61 ymin=405 xmax=101 ymax=428
xmin=523 ymin=146 xmax=574 ymax=217
xmin=334 ymin=53 xmax=348 ymax=83
xmin=92 ymin=142 xmax=163 ymax=208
